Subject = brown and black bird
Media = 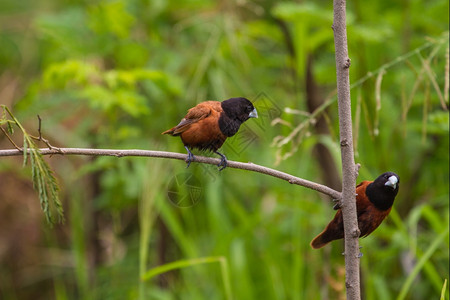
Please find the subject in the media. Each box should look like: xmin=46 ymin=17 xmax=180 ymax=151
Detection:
xmin=162 ymin=97 xmax=258 ymax=170
xmin=311 ymin=172 xmax=400 ymax=249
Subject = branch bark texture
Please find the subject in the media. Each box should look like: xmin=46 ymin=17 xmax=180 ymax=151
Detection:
xmin=0 ymin=147 xmax=341 ymax=200
xmin=332 ymin=0 xmax=361 ymax=299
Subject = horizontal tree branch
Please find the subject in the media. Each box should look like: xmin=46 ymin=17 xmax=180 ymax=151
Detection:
xmin=0 ymin=147 xmax=341 ymax=200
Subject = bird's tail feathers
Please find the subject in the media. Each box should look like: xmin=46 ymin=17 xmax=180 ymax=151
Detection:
xmin=310 ymin=232 xmax=330 ymax=249
xmin=161 ymin=128 xmax=175 ymax=135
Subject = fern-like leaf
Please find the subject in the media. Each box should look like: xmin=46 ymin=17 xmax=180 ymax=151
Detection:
xmin=1 ymin=105 xmax=64 ymax=224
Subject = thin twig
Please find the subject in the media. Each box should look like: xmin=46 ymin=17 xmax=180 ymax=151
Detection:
xmin=37 ymin=115 xmax=42 ymax=139
xmin=28 ymin=115 xmax=63 ymax=152
xmin=445 ymin=44 xmax=449 ymax=104
xmin=374 ymin=69 xmax=386 ymax=136
xmin=418 ymin=51 xmax=448 ymax=111
xmin=271 ymin=35 xmax=449 ymax=164
xmin=350 ymin=37 xmax=447 ymax=89
xmin=0 ymin=147 xmax=342 ymax=200
xmin=0 ymin=126 xmax=22 ymax=151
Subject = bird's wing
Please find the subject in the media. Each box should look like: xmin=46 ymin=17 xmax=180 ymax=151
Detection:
xmin=355 ymin=181 xmax=371 ymax=215
xmin=356 ymin=181 xmax=366 ymax=189
xmin=168 ymin=101 xmax=222 ymax=135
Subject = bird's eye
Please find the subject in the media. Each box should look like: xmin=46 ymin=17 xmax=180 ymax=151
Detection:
xmin=247 ymin=105 xmax=253 ymax=112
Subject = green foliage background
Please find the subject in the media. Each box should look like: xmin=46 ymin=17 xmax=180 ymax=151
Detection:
xmin=0 ymin=0 xmax=448 ymax=299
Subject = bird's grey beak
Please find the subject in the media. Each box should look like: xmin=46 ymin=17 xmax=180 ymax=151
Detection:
xmin=249 ymin=108 xmax=258 ymax=118
xmin=385 ymin=175 xmax=398 ymax=189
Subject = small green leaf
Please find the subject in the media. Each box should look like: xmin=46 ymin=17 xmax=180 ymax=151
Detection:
xmin=7 ymin=121 xmax=14 ymax=134
xmin=441 ymin=279 xmax=448 ymax=300
xmin=23 ymin=136 xmax=28 ymax=166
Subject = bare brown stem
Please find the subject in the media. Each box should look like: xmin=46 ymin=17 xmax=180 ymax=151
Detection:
xmin=0 ymin=147 xmax=342 ymax=200
xmin=0 ymin=126 xmax=22 ymax=151
xmin=332 ymin=0 xmax=361 ymax=299
xmin=28 ymin=115 xmax=63 ymax=152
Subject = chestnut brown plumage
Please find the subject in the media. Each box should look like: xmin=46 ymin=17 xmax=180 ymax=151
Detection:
xmin=311 ymin=172 xmax=400 ymax=249
xmin=162 ymin=97 xmax=258 ymax=170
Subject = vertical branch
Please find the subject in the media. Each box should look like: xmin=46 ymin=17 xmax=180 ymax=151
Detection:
xmin=332 ymin=0 xmax=361 ymax=300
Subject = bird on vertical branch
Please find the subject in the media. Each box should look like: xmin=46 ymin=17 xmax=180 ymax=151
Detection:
xmin=162 ymin=97 xmax=258 ymax=170
xmin=311 ymin=172 xmax=400 ymax=249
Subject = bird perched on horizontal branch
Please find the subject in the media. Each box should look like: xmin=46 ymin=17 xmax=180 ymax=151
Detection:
xmin=162 ymin=97 xmax=258 ymax=170
xmin=311 ymin=172 xmax=400 ymax=249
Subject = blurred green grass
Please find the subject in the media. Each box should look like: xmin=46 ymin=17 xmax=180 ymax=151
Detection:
xmin=0 ymin=0 xmax=448 ymax=299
